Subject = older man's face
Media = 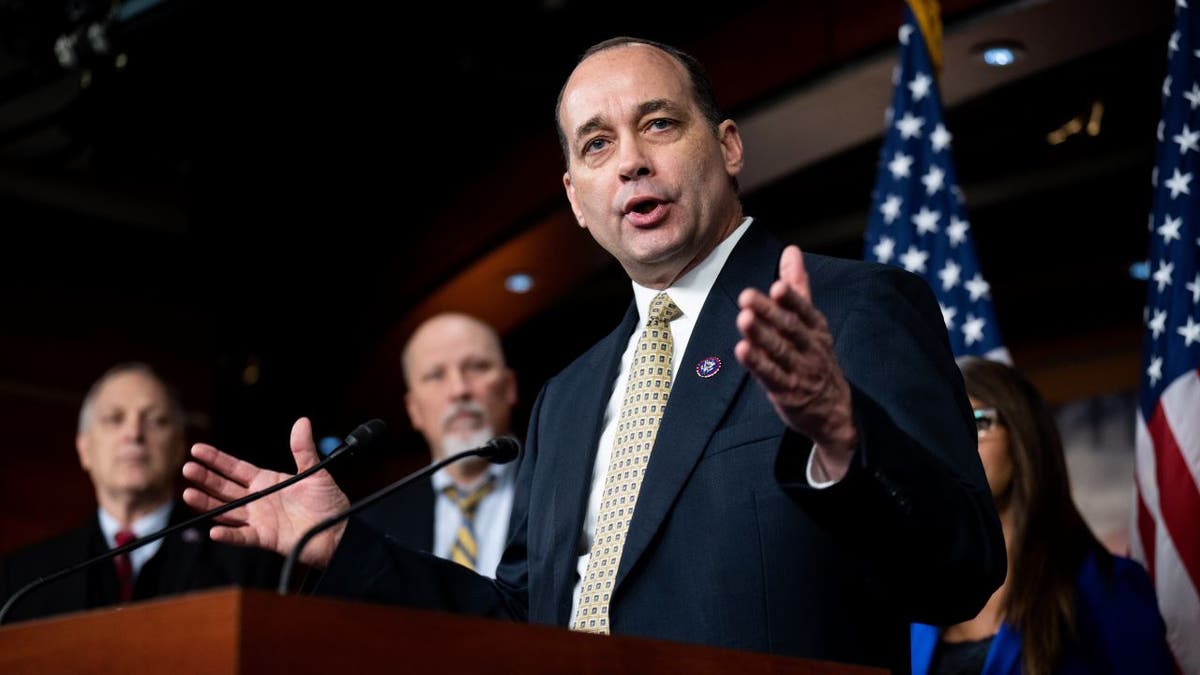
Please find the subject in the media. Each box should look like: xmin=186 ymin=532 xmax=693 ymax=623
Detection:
xmin=404 ymin=316 xmax=517 ymax=459
xmin=76 ymin=371 xmax=185 ymax=502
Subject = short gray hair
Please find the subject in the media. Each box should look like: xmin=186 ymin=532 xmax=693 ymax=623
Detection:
xmin=78 ymin=362 xmax=186 ymax=434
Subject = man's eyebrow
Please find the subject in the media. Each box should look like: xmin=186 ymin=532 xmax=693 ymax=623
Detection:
xmin=572 ymin=99 xmax=688 ymax=147
xmin=637 ymin=99 xmax=685 ymax=118
xmin=574 ymin=114 xmax=608 ymax=146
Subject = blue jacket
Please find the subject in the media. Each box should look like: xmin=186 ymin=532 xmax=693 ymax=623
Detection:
xmin=911 ymin=553 xmax=1171 ymax=674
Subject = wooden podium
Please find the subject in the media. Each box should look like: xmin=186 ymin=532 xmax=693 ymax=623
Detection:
xmin=0 ymin=588 xmax=886 ymax=674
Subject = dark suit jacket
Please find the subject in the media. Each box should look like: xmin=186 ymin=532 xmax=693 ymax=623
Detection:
xmin=360 ymin=482 xmax=437 ymax=553
xmin=0 ymin=500 xmax=282 ymax=623
xmin=320 ymin=223 xmax=1006 ymax=672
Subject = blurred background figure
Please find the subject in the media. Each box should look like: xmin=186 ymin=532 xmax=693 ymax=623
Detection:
xmin=910 ymin=357 xmax=1171 ymax=675
xmin=0 ymin=363 xmax=280 ymax=623
xmin=360 ymin=313 xmax=519 ymax=577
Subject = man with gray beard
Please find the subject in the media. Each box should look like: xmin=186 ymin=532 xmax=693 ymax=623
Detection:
xmin=362 ymin=313 xmax=519 ymax=577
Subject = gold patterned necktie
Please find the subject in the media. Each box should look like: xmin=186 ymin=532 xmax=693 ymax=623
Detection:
xmin=443 ymin=477 xmax=496 ymax=571
xmin=574 ymin=291 xmax=682 ymax=634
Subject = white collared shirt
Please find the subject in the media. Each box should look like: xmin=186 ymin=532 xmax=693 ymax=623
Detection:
xmin=97 ymin=500 xmax=173 ymax=580
xmin=431 ymin=462 xmax=517 ymax=578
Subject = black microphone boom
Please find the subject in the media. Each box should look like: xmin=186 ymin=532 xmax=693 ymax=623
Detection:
xmin=0 ymin=419 xmax=387 ymax=625
xmin=276 ymin=435 xmax=519 ymax=594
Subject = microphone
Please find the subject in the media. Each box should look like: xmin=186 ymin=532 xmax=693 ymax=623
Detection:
xmin=0 ymin=419 xmax=388 ymax=625
xmin=276 ymin=435 xmax=520 ymax=594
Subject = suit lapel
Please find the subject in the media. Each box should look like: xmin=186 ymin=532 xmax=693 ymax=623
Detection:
xmin=549 ymin=302 xmax=639 ymax=624
xmin=141 ymin=502 xmax=203 ymax=595
xmin=615 ymin=223 xmax=781 ymax=590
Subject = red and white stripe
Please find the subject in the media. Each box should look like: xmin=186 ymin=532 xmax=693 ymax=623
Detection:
xmin=1132 ymin=367 xmax=1200 ymax=674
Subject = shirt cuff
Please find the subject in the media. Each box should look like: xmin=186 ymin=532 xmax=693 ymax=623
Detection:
xmin=806 ymin=445 xmax=839 ymax=489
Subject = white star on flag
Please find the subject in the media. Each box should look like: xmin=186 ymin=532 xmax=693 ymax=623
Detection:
xmin=1173 ymin=124 xmax=1200 ymax=154
xmin=938 ymin=259 xmax=962 ymax=291
xmin=912 ymin=207 xmax=940 ymax=235
xmin=1159 ymin=215 xmax=1183 ymax=243
xmin=1187 ymin=273 xmax=1200 ymax=303
xmin=908 ymin=72 xmax=932 ymax=101
xmin=873 ymin=236 xmax=896 ymax=264
xmin=1179 ymin=315 xmax=1200 ymax=346
xmin=946 ymin=217 xmax=969 ymax=247
xmin=1165 ymin=168 xmax=1193 ymax=198
xmin=1164 ymin=74 xmax=1174 ymax=98
xmin=1149 ymin=308 xmax=1168 ymax=339
xmin=940 ymin=303 xmax=957 ymax=329
xmin=1146 ymin=355 xmax=1163 ymax=385
xmin=899 ymin=245 xmax=929 ymax=273
xmin=880 ymin=194 xmax=902 ymax=224
xmin=895 ymin=112 xmax=925 ymax=139
xmin=1186 ymin=83 xmax=1200 ymax=109
xmin=921 ymin=165 xmax=946 ymax=195
xmin=962 ymin=314 xmax=986 ymax=346
xmin=1153 ymin=259 xmax=1175 ymax=291
xmin=888 ymin=152 xmax=914 ymax=179
xmin=930 ymin=123 xmax=952 ymax=152
xmin=965 ymin=273 xmax=991 ymax=302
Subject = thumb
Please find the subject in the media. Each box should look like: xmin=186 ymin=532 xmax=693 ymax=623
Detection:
xmin=778 ymin=245 xmax=811 ymax=302
xmin=290 ymin=417 xmax=320 ymax=473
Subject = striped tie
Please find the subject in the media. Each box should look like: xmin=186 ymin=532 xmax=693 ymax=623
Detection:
xmin=574 ymin=291 xmax=682 ymax=634
xmin=443 ymin=478 xmax=496 ymax=571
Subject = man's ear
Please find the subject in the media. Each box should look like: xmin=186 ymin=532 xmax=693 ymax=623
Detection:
xmin=76 ymin=433 xmax=92 ymax=473
xmin=563 ymin=172 xmax=587 ymax=229
xmin=718 ymin=120 xmax=745 ymax=178
xmin=405 ymin=390 xmax=426 ymax=433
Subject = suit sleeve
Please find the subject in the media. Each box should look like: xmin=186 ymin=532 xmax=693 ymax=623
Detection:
xmin=778 ymin=265 xmax=1006 ymax=625
xmin=315 ymin=388 xmax=545 ymax=622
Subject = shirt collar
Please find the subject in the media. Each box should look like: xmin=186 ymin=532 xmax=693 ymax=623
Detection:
xmin=431 ymin=458 xmax=512 ymax=492
xmin=630 ymin=217 xmax=753 ymax=323
xmin=97 ymin=500 xmax=174 ymax=547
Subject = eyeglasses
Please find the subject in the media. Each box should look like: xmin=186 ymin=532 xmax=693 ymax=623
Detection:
xmin=973 ymin=408 xmax=1000 ymax=437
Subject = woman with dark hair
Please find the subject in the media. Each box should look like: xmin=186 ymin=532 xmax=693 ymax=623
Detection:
xmin=911 ymin=357 xmax=1171 ymax=675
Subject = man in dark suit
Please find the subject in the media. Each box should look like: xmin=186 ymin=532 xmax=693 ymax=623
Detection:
xmin=182 ymin=37 xmax=1005 ymax=672
xmin=0 ymin=363 xmax=279 ymax=623
xmin=364 ymin=313 xmax=518 ymax=577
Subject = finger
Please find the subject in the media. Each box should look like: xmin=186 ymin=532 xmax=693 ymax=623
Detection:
xmin=734 ymin=339 xmax=794 ymax=395
xmin=738 ymin=288 xmax=815 ymax=348
xmin=182 ymin=486 xmax=230 ymax=513
xmin=737 ymin=307 xmax=805 ymax=374
xmin=769 ymin=279 xmax=826 ymax=333
xmin=182 ymin=461 xmax=249 ymax=503
xmin=189 ymin=443 xmax=258 ymax=488
xmin=209 ymin=525 xmax=259 ymax=549
xmin=778 ymin=245 xmax=811 ymax=303
xmin=291 ymin=417 xmax=321 ymax=473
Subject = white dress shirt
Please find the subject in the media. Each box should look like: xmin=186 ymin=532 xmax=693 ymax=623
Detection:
xmin=97 ymin=500 xmax=173 ymax=580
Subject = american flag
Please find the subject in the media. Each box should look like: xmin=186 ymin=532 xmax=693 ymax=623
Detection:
xmin=1131 ymin=3 xmax=1200 ymax=672
xmin=864 ymin=3 xmax=1008 ymax=362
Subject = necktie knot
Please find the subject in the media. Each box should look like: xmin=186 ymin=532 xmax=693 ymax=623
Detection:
xmin=115 ymin=529 xmax=136 ymax=548
xmin=647 ymin=292 xmax=682 ymax=326
xmin=443 ymin=478 xmax=496 ymax=519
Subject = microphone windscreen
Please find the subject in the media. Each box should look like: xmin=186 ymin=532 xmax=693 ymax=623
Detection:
xmin=345 ymin=419 xmax=387 ymax=448
xmin=482 ymin=436 xmax=520 ymax=464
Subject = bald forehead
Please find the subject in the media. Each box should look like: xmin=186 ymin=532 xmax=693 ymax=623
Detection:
xmin=402 ymin=314 xmax=505 ymax=380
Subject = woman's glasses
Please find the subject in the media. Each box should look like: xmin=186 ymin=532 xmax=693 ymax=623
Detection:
xmin=973 ymin=408 xmax=1000 ymax=437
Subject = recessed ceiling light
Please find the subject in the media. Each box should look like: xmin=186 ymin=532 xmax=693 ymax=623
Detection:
xmin=505 ymin=273 xmax=534 ymax=294
xmin=974 ymin=41 xmax=1025 ymax=67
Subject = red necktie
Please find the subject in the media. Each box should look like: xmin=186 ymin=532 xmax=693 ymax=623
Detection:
xmin=113 ymin=529 xmax=136 ymax=602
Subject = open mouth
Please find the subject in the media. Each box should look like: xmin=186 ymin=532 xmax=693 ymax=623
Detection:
xmin=628 ymin=198 xmax=661 ymax=215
